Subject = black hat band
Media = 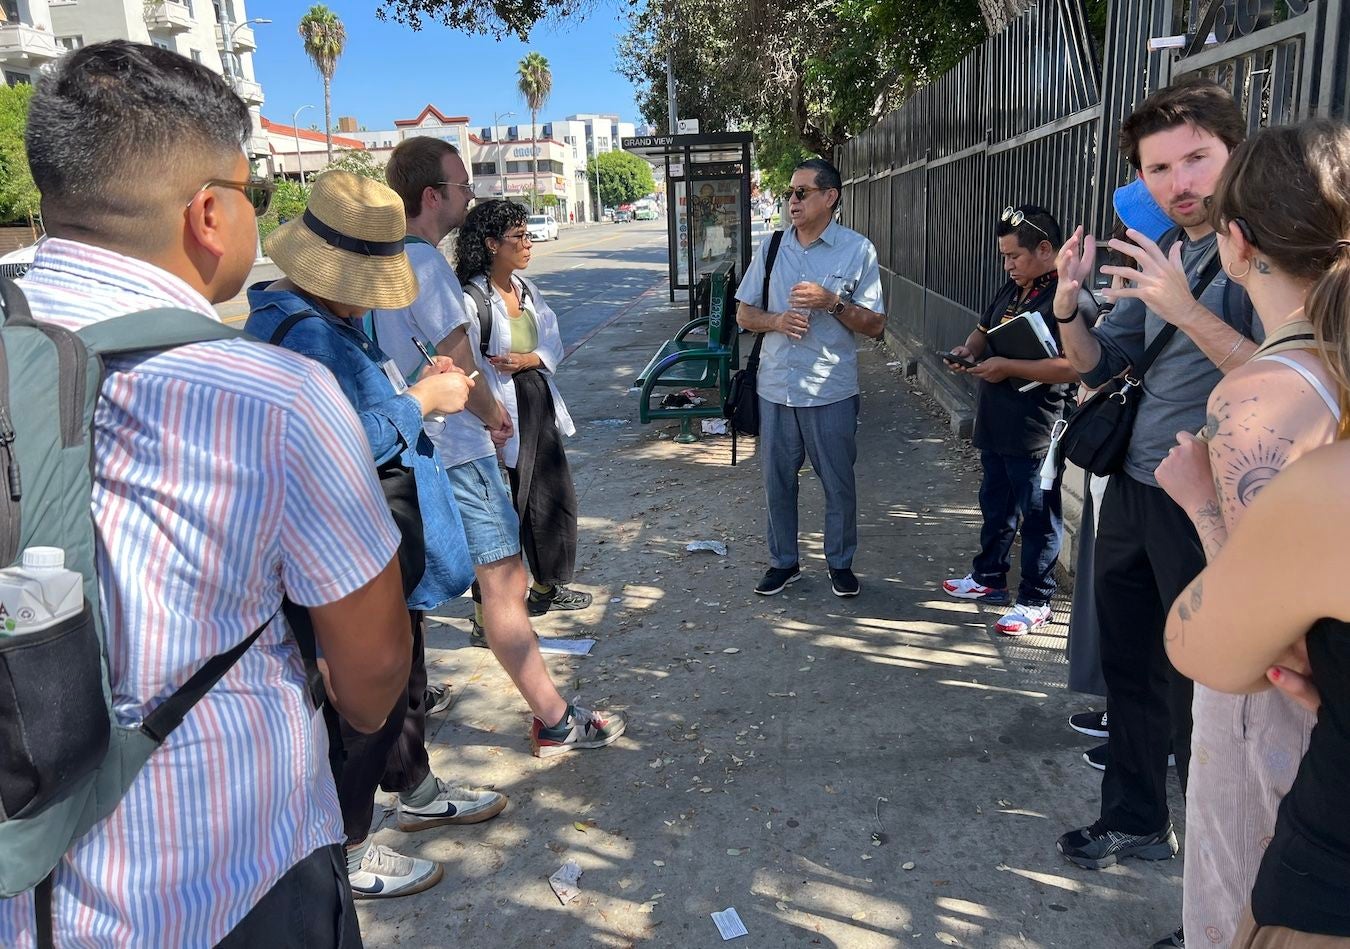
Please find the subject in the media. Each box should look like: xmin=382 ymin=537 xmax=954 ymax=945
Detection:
xmin=302 ymin=208 xmax=405 ymax=257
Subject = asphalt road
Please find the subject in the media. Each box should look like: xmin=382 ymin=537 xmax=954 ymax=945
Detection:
xmin=215 ymin=220 xmax=671 ymax=353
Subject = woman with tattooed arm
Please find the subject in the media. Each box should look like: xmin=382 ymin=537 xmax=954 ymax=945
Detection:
xmin=1156 ymin=118 xmax=1350 ymax=947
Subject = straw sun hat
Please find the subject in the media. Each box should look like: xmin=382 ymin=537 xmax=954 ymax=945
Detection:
xmin=264 ymin=170 xmax=418 ymax=310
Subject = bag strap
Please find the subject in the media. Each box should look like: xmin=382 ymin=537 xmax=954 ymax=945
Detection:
xmin=1132 ymin=240 xmax=1223 ymax=379
xmin=266 ymin=311 xmax=316 ymax=347
xmin=75 ymin=308 xmax=242 ymax=355
xmin=461 ymin=281 xmax=492 ymax=357
xmin=0 ymin=278 xmax=36 ymax=327
xmin=747 ymin=230 xmax=786 ymax=366
xmin=139 ymin=615 xmax=274 ymax=744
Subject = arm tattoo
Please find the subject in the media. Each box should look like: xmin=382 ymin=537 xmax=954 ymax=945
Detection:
xmin=1207 ymin=392 xmax=1294 ymax=517
xmin=1194 ymin=498 xmax=1228 ymax=561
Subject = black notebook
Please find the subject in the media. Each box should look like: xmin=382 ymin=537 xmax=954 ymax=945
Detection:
xmin=983 ymin=311 xmax=1059 ymax=392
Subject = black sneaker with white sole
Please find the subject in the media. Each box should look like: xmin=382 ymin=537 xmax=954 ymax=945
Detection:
xmin=1069 ymin=709 xmax=1108 ymax=738
xmin=1150 ymin=927 xmax=1184 ymax=948
xmin=754 ymin=564 xmax=800 ymax=596
xmin=828 ymin=568 xmax=860 ymax=597
xmin=1056 ymin=819 xmax=1179 ymax=869
xmin=1082 ymin=743 xmax=1176 ymax=772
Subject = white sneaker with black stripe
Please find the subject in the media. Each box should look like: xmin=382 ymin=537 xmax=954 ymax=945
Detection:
xmin=347 ymin=843 xmax=443 ymax=900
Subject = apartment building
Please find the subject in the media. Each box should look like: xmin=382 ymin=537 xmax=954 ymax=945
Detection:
xmin=2 ymin=0 xmax=270 ymax=161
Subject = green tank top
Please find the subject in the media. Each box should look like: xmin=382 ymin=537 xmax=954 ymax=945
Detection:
xmin=509 ymin=299 xmax=539 ymax=355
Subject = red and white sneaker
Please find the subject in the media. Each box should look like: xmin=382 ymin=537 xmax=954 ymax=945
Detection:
xmin=996 ymin=603 xmax=1053 ymax=636
xmin=531 ymin=702 xmax=628 ymax=758
xmin=942 ymin=574 xmax=1010 ymax=605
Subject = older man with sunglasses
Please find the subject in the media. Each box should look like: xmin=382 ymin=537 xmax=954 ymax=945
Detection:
xmin=735 ymin=158 xmax=886 ymax=598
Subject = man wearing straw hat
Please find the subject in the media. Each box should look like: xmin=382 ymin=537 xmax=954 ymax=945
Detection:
xmin=248 ymin=169 xmax=510 ymax=900
xmin=0 ymin=42 xmax=412 ymax=947
xmin=378 ymin=136 xmax=629 ymax=758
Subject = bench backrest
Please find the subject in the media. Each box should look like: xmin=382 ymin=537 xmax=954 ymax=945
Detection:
xmin=706 ymin=261 xmax=738 ymax=350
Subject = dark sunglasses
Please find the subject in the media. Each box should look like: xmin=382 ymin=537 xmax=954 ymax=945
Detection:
xmin=1000 ymin=205 xmax=1049 ymax=238
xmin=783 ymin=185 xmax=824 ymax=202
xmin=189 ymin=176 xmax=276 ymax=217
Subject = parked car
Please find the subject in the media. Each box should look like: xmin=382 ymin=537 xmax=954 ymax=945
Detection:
xmin=0 ymin=239 xmax=41 ymax=280
xmin=602 ymin=207 xmax=616 ymax=222
xmin=615 ymin=209 xmax=633 ymax=223
xmin=634 ymin=206 xmax=658 ymax=221
xmin=526 ymin=214 xmax=560 ymax=242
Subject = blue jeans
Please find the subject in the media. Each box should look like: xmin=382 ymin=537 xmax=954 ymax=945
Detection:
xmin=759 ymin=395 xmax=859 ymax=570
xmin=971 ymin=449 xmax=1062 ymax=606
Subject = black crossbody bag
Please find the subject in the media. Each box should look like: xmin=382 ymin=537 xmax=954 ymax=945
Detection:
xmin=724 ymin=230 xmax=784 ymax=465
xmin=1059 ymin=234 xmax=1222 ymax=476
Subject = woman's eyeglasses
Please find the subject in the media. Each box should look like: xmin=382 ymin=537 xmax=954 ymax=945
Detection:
xmin=189 ymin=176 xmax=276 ymax=217
xmin=783 ymin=185 xmax=823 ymax=203
xmin=1001 ymin=205 xmax=1049 ymax=238
xmin=501 ymin=230 xmax=532 ymax=245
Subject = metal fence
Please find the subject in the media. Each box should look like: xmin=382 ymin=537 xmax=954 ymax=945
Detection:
xmin=838 ymin=0 xmax=1349 ymax=398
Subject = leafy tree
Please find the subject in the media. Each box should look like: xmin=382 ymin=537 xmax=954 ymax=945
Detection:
xmin=258 ymin=178 xmax=311 ymax=240
xmin=585 ymin=150 xmax=655 ymax=209
xmin=519 ymin=189 xmax=560 ymax=209
xmin=298 ymin=4 xmax=347 ymax=165
xmin=322 ymin=148 xmax=385 ymax=181
xmin=377 ymin=0 xmax=586 ymax=39
xmin=517 ymin=51 xmax=552 ymax=213
xmin=0 ymin=84 xmax=39 ymax=230
xmin=755 ymin=125 xmax=814 ymax=200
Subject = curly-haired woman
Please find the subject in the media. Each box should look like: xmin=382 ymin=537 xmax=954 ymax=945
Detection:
xmin=456 ymin=199 xmax=591 ymax=616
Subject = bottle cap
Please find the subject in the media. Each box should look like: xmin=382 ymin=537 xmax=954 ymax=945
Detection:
xmin=22 ymin=547 xmax=65 ymax=570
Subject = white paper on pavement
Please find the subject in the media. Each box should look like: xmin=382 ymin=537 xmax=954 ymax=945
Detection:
xmin=548 ymin=859 xmax=584 ymax=905
xmin=538 ymin=638 xmax=596 ymax=656
xmin=711 ymin=907 xmax=748 ymax=940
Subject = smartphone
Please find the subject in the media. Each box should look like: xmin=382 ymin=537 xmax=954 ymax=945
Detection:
xmin=938 ymin=350 xmax=977 ymax=370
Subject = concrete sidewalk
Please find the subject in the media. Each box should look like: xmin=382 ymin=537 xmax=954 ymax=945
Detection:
xmin=357 ymin=293 xmax=1183 ymax=948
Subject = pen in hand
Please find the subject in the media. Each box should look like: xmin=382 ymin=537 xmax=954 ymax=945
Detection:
xmin=412 ymin=336 xmax=479 ymax=380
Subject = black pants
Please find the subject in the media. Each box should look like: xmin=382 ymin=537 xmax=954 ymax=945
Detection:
xmin=329 ymin=610 xmax=430 ymax=844
xmin=215 ymin=845 xmax=361 ymax=948
xmin=508 ymin=369 xmax=578 ymax=586
xmin=1094 ymin=474 xmax=1202 ymax=834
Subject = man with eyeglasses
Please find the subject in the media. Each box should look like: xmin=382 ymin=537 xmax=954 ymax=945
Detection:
xmin=942 ymin=204 xmax=1095 ymax=636
xmin=1 ymin=41 xmax=413 ymax=946
xmin=735 ymin=158 xmax=886 ymax=598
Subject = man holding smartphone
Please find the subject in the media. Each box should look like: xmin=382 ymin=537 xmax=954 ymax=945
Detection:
xmin=942 ymin=204 xmax=1095 ymax=635
xmin=735 ymin=158 xmax=886 ymax=598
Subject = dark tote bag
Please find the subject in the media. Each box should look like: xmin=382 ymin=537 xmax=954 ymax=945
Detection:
xmin=724 ymin=230 xmax=784 ymax=465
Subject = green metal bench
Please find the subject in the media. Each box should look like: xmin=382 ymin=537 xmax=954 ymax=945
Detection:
xmin=636 ymin=261 xmax=739 ymax=442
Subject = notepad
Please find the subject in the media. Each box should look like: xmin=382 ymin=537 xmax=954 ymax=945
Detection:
xmin=983 ymin=310 xmax=1059 ymax=392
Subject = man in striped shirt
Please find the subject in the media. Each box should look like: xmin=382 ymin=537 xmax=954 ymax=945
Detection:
xmin=0 ymin=42 xmax=411 ymax=947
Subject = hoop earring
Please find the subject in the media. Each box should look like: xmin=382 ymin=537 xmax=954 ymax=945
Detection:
xmin=1227 ymin=259 xmax=1251 ymax=279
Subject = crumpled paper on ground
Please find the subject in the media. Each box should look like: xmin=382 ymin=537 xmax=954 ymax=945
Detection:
xmin=548 ymin=859 xmax=583 ymax=905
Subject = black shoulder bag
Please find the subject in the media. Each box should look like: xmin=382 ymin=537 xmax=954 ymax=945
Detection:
xmin=1059 ymin=238 xmax=1222 ymax=476
xmin=724 ymin=230 xmax=785 ymax=465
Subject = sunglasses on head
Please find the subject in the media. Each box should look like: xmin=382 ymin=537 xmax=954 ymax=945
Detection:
xmin=1001 ymin=205 xmax=1049 ymax=238
xmin=783 ymin=185 xmax=824 ymax=202
xmin=189 ymin=176 xmax=276 ymax=217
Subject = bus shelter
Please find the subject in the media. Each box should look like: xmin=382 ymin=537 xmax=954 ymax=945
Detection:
xmin=621 ymin=131 xmax=754 ymax=321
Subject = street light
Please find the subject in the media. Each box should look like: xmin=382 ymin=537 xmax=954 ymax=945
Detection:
xmin=220 ymin=17 xmax=271 ymax=84
xmin=489 ymin=110 xmax=516 ymax=203
xmin=292 ymin=104 xmax=315 ymax=182
xmin=591 ymin=138 xmax=604 ymax=222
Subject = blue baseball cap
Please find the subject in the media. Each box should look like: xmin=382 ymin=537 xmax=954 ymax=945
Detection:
xmin=1112 ymin=177 xmax=1174 ymax=242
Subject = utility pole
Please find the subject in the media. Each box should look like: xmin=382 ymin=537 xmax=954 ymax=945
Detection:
xmin=665 ymin=47 xmax=678 ymax=134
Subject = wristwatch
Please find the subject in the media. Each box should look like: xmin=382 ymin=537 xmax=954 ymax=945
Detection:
xmin=828 ymin=295 xmax=847 ymax=316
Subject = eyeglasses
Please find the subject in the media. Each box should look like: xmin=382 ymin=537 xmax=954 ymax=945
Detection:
xmin=783 ymin=185 xmax=824 ymax=203
xmin=1001 ymin=206 xmax=1049 ymax=238
xmin=437 ymin=181 xmax=475 ymax=194
xmin=189 ymin=176 xmax=276 ymax=217
xmin=501 ymin=230 xmax=532 ymax=244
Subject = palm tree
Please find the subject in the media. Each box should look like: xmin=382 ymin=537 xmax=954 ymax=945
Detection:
xmin=298 ymin=4 xmax=346 ymax=166
xmin=516 ymin=52 xmax=552 ymax=213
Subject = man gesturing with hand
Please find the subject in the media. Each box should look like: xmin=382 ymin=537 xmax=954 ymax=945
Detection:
xmin=735 ymin=158 xmax=886 ymax=599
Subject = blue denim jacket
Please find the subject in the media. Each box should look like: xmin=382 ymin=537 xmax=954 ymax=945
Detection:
xmin=245 ymin=282 xmax=473 ymax=609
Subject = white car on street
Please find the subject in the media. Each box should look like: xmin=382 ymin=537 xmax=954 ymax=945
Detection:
xmin=526 ymin=215 xmax=559 ymax=242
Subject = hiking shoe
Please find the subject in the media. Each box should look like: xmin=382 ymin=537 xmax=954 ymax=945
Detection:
xmin=942 ymin=574 xmax=1010 ymax=605
xmin=528 ymin=585 xmax=594 ymax=615
xmin=755 ymin=564 xmax=800 ymax=596
xmin=1069 ymin=709 xmax=1108 ymax=739
xmin=424 ymin=682 xmax=453 ymax=716
xmin=1151 ymin=927 xmax=1184 ymax=948
xmin=396 ymin=778 xmax=507 ymax=831
xmin=829 ymin=568 xmax=860 ymax=598
xmin=532 ymin=702 xmax=627 ymax=758
xmin=469 ymin=618 xmax=488 ymax=648
xmin=1056 ymin=819 xmax=1179 ymax=869
xmin=348 ymin=843 xmax=443 ymax=899
xmin=1083 ymin=743 xmax=1176 ymax=772
xmin=996 ymin=603 xmax=1052 ymax=636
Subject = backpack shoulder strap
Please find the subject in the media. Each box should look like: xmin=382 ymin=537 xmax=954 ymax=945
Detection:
xmin=461 ymin=280 xmax=492 ymax=356
xmin=76 ymin=308 xmax=243 ymax=356
xmin=263 ymin=311 xmax=317 ymax=347
xmin=761 ymin=230 xmax=785 ymax=310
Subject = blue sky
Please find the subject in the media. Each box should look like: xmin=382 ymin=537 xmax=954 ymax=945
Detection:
xmin=250 ymin=0 xmax=646 ymax=133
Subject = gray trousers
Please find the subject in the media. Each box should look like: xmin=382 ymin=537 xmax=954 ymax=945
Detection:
xmin=759 ymin=395 xmax=859 ymax=570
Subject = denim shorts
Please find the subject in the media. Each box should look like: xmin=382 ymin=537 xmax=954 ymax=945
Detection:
xmin=444 ymin=456 xmax=522 ymax=566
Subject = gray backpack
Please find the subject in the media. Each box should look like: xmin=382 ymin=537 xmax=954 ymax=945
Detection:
xmin=0 ymin=280 xmax=264 ymax=940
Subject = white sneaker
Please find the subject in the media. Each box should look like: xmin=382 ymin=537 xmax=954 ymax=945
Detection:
xmin=348 ymin=842 xmax=443 ymax=899
xmin=397 ymin=778 xmax=508 ymax=831
xmin=996 ymin=603 xmax=1052 ymax=636
xmin=942 ymin=574 xmax=1010 ymax=604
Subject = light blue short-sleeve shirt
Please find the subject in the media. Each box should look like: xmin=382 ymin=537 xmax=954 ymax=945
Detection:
xmin=735 ymin=220 xmax=884 ymax=407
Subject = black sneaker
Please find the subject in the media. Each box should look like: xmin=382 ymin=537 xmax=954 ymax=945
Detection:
xmin=424 ymin=682 xmax=453 ymax=715
xmin=1083 ymin=743 xmax=1107 ymax=771
xmin=1069 ymin=709 xmax=1108 ymax=738
xmin=1150 ymin=928 xmax=1184 ymax=949
xmin=469 ymin=619 xmax=488 ymax=648
xmin=829 ymin=568 xmax=860 ymax=597
xmin=527 ymin=585 xmax=594 ymax=616
xmin=1056 ymin=819 xmax=1179 ymax=869
xmin=754 ymin=564 xmax=800 ymax=596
